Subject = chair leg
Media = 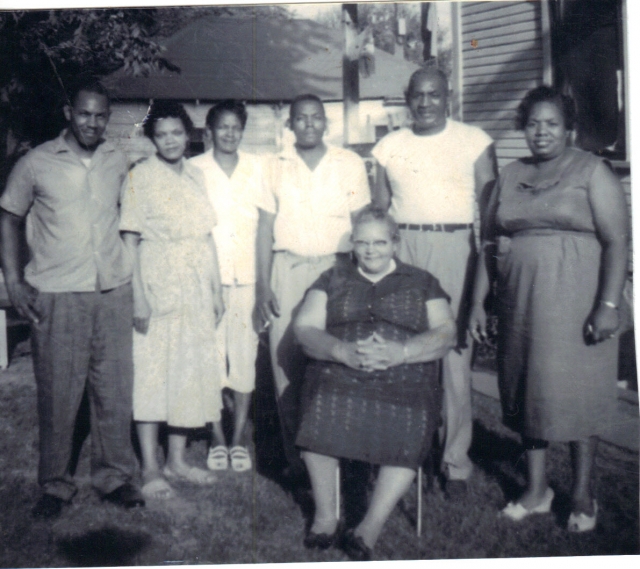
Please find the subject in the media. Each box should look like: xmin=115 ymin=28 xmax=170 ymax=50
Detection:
xmin=417 ymin=466 xmax=423 ymax=536
xmin=0 ymin=310 xmax=7 ymax=370
xmin=336 ymin=462 xmax=341 ymax=520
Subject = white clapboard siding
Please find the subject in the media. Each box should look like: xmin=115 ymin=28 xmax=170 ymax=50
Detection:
xmin=462 ymin=1 xmax=535 ymax=19
xmin=463 ymin=48 xmax=542 ymax=68
xmin=106 ymin=103 xmax=153 ymax=163
xmin=461 ymin=1 xmax=543 ymax=167
xmin=460 ymin=1 xmax=633 ymax=273
xmin=463 ymin=38 xmax=541 ymax=59
xmin=107 ymin=99 xmax=407 ymax=161
xmin=107 ymin=102 xmax=282 ymax=160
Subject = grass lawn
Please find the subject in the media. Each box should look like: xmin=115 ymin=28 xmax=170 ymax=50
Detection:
xmin=0 ymin=339 xmax=638 ymax=566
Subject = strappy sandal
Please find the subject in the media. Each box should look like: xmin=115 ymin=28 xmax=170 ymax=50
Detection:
xmin=500 ymin=487 xmax=555 ymax=521
xmin=163 ymin=466 xmax=217 ymax=485
xmin=229 ymin=446 xmax=252 ymax=472
xmin=141 ymin=475 xmax=176 ymax=500
xmin=207 ymin=445 xmax=229 ymax=471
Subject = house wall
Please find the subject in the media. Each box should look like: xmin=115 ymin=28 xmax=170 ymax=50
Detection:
xmin=459 ymin=1 xmax=546 ymax=170
xmin=106 ymin=100 xmax=411 ymax=163
xmin=458 ymin=0 xmax=632 ymax=273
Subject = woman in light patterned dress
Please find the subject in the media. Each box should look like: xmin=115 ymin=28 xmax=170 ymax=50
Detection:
xmin=121 ymin=101 xmax=225 ymax=500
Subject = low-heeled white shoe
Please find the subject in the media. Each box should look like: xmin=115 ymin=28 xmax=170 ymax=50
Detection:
xmin=500 ymin=487 xmax=555 ymax=521
xmin=568 ymin=500 xmax=598 ymax=533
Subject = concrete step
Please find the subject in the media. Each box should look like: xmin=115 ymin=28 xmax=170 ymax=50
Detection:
xmin=471 ymin=370 xmax=639 ymax=452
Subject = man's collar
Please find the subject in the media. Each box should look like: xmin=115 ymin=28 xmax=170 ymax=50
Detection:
xmin=53 ymin=129 xmax=115 ymax=154
xmin=279 ymin=142 xmax=334 ymax=161
xmin=410 ymin=118 xmax=450 ymax=138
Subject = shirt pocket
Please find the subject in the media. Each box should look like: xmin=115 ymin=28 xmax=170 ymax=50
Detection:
xmin=316 ymin=185 xmax=350 ymax=219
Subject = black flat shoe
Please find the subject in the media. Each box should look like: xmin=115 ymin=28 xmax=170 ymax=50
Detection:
xmin=31 ymin=494 xmax=69 ymax=520
xmin=341 ymin=529 xmax=372 ymax=561
xmin=304 ymin=521 xmax=343 ymax=550
xmin=102 ymin=483 xmax=145 ymax=509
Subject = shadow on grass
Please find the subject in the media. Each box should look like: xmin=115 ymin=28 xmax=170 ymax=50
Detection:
xmin=252 ymin=338 xmax=318 ymax=523
xmin=468 ymin=417 xmax=581 ymax=527
xmin=6 ymin=320 xmax=30 ymax=361
xmin=469 ymin=419 xmax=527 ymax=503
xmin=253 ymin=338 xmax=288 ymax=482
xmin=57 ymin=526 xmax=150 ymax=566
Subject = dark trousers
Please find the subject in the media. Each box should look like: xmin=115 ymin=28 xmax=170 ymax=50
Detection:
xmin=31 ymin=283 xmax=136 ymax=501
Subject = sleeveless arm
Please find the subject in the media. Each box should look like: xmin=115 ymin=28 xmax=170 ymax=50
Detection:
xmin=584 ymin=160 xmax=630 ymax=343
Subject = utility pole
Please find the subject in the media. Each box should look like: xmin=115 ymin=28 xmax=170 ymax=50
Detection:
xmin=421 ymin=2 xmax=440 ymax=65
xmin=342 ymin=4 xmax=360 ymax=146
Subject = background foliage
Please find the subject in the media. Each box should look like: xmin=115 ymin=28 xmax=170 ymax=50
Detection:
xmin=0 ymin=6 xmax=291 ymax=187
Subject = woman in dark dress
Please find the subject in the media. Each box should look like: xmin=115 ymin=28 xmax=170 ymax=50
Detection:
xmin=294 ymin=206 xmax=456 ymax=560
xmin=469 ymin=86 xmax=629 ymax=532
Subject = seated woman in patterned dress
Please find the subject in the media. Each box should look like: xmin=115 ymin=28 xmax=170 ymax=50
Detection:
xmin=293 ymin=206 xmax=456 ymax=560
xmin=121 ymin=101 xmax=225 ymax=500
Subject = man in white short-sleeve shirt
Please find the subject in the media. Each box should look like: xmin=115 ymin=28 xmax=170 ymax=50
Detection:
xmin=0 ymin=81 xmax=143 ymax=519
xmin=373 ymin=68 xmax=497 ymax=498
xmin=256 ymin=94 xmax=371 ymax=478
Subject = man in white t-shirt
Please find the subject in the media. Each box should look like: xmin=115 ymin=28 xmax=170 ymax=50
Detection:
xmin=256 ymin=94 xmax=371 ymax=479
xmin=372 ymin=68 xmax=497 ymax=498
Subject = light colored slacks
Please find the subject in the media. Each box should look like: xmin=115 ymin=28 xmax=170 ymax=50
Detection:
xmin=268 ymin=251 xmax=337 ymax=469
xmin=398 ymin=229 xmax=475 ymax=481
xmin=215 ymin=284 xmax=259 ymax=394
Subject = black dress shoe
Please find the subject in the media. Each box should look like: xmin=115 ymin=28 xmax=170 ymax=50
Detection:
xmin=341 ymin=529 xmax=372 ymax=561
xmin=102 ymin=483 xmax=145 ymax=509
xmin=304 ymin=521 xmax=343 ymax=550
xmin=31 ymin=494 xmax=69 ymax=520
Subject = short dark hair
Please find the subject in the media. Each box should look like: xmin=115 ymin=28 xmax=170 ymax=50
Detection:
xmin=205 ymin=100 xmax=248 ymax=131
xmin=352 ymin=205 xmax=401 ymax=243
xmin=289 ymin=94 xmax=325 ymax=122
xmin=515 ymin=86 xmax=576 ymax=131
xmin=67 ymin=77 xmax=111 ymax=108
xmin=405 ymin=66 xmax=449 ymax=104
xmin=142 ymin=100 xmax=194 ymax=139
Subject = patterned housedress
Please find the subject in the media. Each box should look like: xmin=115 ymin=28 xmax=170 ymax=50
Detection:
xmin=492 ymin=148 xmax=618 ymax=441
xmin=296 ymin=257 xmax=449 ymax=468
xmin=120 ymin=155 xmax=223 ymax=428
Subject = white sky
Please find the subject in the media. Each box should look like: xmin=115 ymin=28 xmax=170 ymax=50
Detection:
xmin=290 ymin=1 xmax=451 ymax=28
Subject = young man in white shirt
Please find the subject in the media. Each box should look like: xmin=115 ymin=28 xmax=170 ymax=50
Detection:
xmin=256 ymin=94 xmax=371 ymax=480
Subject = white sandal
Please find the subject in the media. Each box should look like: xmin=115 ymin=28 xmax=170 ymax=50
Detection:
xmin=207 ymin=445 xmax=229 ymax=471
xmin=568 ymin=500 xmax=598 ymax=533
xmin=229 ymin=446 xmax=252 ymax=472
xmin=500 ymin=487 xmax=555 ymax=521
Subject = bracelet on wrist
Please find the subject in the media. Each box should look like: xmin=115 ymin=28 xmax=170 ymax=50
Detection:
xmin=600 ymin=300 xmax=618 ymax=310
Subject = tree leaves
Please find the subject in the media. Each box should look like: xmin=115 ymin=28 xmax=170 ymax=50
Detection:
xmin=0 ymin=5 xmax=293 ymax=149
xmin=0 ymin=9 xmax=170 ymax=146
